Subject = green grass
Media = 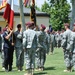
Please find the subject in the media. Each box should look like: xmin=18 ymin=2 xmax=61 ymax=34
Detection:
xmin=0 ymin=48 xmax=75 ymax=75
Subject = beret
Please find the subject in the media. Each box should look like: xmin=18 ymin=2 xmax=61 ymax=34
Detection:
xmin=41 ymin=24 xmax=46 ymax=29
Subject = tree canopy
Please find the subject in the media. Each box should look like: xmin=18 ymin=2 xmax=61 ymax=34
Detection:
xmin=41 ymin=0 xmax=71 ymax=30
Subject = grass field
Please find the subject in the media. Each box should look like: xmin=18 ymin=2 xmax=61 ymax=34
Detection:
xmin=0 ymin=48 xmax=75 ymax=75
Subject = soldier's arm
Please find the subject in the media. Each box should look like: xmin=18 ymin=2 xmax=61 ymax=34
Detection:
xmin=5 ymin=30 xmax=13 ymax=40
xmin=17 ymin=32 xmax=22 ymax=39
xmin=67 ymin=35 xmax=74 ymax=50
xmin=61 ymin=32 xmax=67 ymax=48
xmin=23 ymin=31 xmax=27 ymax=49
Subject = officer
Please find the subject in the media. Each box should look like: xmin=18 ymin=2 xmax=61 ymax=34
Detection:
xmin=3 ymin=25 xmax=13 ymax=72
xmin=61 ymin=23 xmax=72 ymax=72
xmin=14 ymin=24 xmax=24 ymax=71
xmin=23 ymin=22 xmax=37 ymax=75
xmin=35 ymin=24 xmax=46 ymax=71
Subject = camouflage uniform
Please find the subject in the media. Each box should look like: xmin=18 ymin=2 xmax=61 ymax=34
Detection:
xmin=23 ymin=25 xmax=37 ymax=75
xmin=0 ymin=33 xmax=5 ymax=68
xmin=35 ymin=29 xmax=47 ymax=71
xmin=69 ymin=31 xmax=75 ymax=70
xmin=61 ymin=29 xmax=73 ymax=71
xmin=45 ymin=32 xmax=50 ymax=54
xmin=14 ymin=30 xmax=24 ymax=71
xmin=0 ymin=33 xmax=2 ymax=52
xmin=50 ymin=33 xmax=55 ymax=54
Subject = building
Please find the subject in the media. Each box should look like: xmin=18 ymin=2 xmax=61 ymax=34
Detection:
xmin=0 ymin=3 xmax=50 ymax=31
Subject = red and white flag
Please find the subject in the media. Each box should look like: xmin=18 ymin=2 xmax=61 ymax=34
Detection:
xmin=24 ymin=0 xmax=31 ymax=7
xmin=0 ymin=0 xmax=7 ymax=10
xmin=3 ymin=0 xmax=14 ymax=29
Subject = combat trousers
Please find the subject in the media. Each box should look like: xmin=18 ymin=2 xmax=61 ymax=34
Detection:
xmin=25 ymin=48 xmax=35 ymax=70
xmin=64 ymin=50 xmax=73 ymax=69
xmin=50 ymin=43 xmax=54 ymax=53
xmin=72 ymin=54 xmax=75 ymax=70
xmin=15 ymin=47 xmax=24 ymax=69
xmin=1 ymin=49 xmax=5 ymax=67
xmin=36 ymin=47 xmax=46 ymax=68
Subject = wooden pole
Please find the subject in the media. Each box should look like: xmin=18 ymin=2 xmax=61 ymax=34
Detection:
xmin=19 ymin=0 xmax=26 ymax=31
xmin=30 ymin=0 xmax=36 ymax=26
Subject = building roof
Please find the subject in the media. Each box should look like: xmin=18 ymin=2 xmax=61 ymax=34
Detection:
xmin=0 ymin=2 xmax=50 ymax=17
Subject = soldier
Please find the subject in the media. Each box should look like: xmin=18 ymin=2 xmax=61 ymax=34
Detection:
xmin=23 ymin=22 xmax=37 ymax=75
xmin=61 ymin=23 xmax=72 ymax=72
xmin=56 ymin=31 xmax=61 ymax=48
xmin=14 ymin=24 xmax=24 ymax=71
xmin=60 ymin=29 xmax=65 ymax=46
xmin=69 ymin=24 xmax=75 ymax=71
xmin=0 ymin=27 xmax=2 ymax=52
xmin=35 ymin=24 xmax=46 ymax=71
xmin=50 ymin=30 xmax=55 ymax=54
xmin=3 ymin=25 xmax=14 ymax=72
xmin=45 ymin=30 xmax=50 ymax=54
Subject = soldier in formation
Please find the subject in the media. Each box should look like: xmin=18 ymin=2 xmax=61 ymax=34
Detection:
xmin=61 ymin=23 xmax=73 ymax=72
xmin=23 ymin=22 xmax=37 ymax=75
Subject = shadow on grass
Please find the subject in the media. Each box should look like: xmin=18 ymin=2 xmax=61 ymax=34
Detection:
xmin=0 ymin=71 xmax=5 ymax=73
xmin=44 ymin=67 xmax=56 ymax=71
xmin=34 ymin=72 xmax=47 ymax=75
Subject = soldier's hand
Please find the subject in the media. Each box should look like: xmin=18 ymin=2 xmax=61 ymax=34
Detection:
xmin=10 ymin=30 xmax=13 ymax=34
xmin=11 ymin=43 xmax=14 ymax=46
xmin=20 ymin=28 xmax=22 ymax=32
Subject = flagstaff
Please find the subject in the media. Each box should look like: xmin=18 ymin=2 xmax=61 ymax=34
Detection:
xmin=30 ymin=0 xmax=36 ymax=26
xmin=19 ymin=0 xmax=26 ymax=31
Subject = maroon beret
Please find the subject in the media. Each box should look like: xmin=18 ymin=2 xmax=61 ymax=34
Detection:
xmin=25 ymin=22 xmax=34 ymax=27
xmin=3 ymin=28 xmax=7 ymax=32
xmin=41 ymin=24 xmax=46 ymax=29
xmin=73 ymin=23 xmax=75 ymax=26
xmin=64 ymin=23 xmax=69 ymax=26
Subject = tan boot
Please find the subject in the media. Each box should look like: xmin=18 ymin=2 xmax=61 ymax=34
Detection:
xmin=64 ymin=69 xmax=70 ymax=72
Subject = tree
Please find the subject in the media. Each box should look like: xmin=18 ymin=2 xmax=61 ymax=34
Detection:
xmin=41 ymin=0 xmax=71 ymax=30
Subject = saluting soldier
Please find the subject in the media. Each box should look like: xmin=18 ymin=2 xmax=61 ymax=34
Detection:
xmin=23 ymin=22 xmax=37 ymax=75
xmin=61 ymin=23 xmax=72 ymax=72
xmin=14 ymin=24 xmax=24 ymax=71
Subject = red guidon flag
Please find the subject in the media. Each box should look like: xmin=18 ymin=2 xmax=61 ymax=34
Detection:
xmin=0 ymin=0 xmax=7 ymax=10
xmin=3 ymin=0 xmax=14 ymax=29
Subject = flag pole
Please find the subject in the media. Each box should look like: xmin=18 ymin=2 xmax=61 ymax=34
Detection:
xmin=30 ymin=0 xmax=36 ymax=26
xmin=19 ymin=0 xmax=26 ymax=32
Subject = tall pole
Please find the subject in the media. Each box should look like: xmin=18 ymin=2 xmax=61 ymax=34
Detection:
xmin=30 ymin=0 xmax=36 ymax=26
xmin=19 ymin=0 xmax=26 ymax=31
xmin=70 ymin=0 xmax=75 ymax=30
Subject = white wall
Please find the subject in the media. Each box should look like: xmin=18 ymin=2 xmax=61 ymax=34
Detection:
xmin=0 ymin=15 xmax=49 ymax=31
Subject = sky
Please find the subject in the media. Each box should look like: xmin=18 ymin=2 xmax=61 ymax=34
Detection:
xmin=14 ymin=0 xmax=71 ymax=8
xmin=0 ymin=0 xmax=71 ymax=8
